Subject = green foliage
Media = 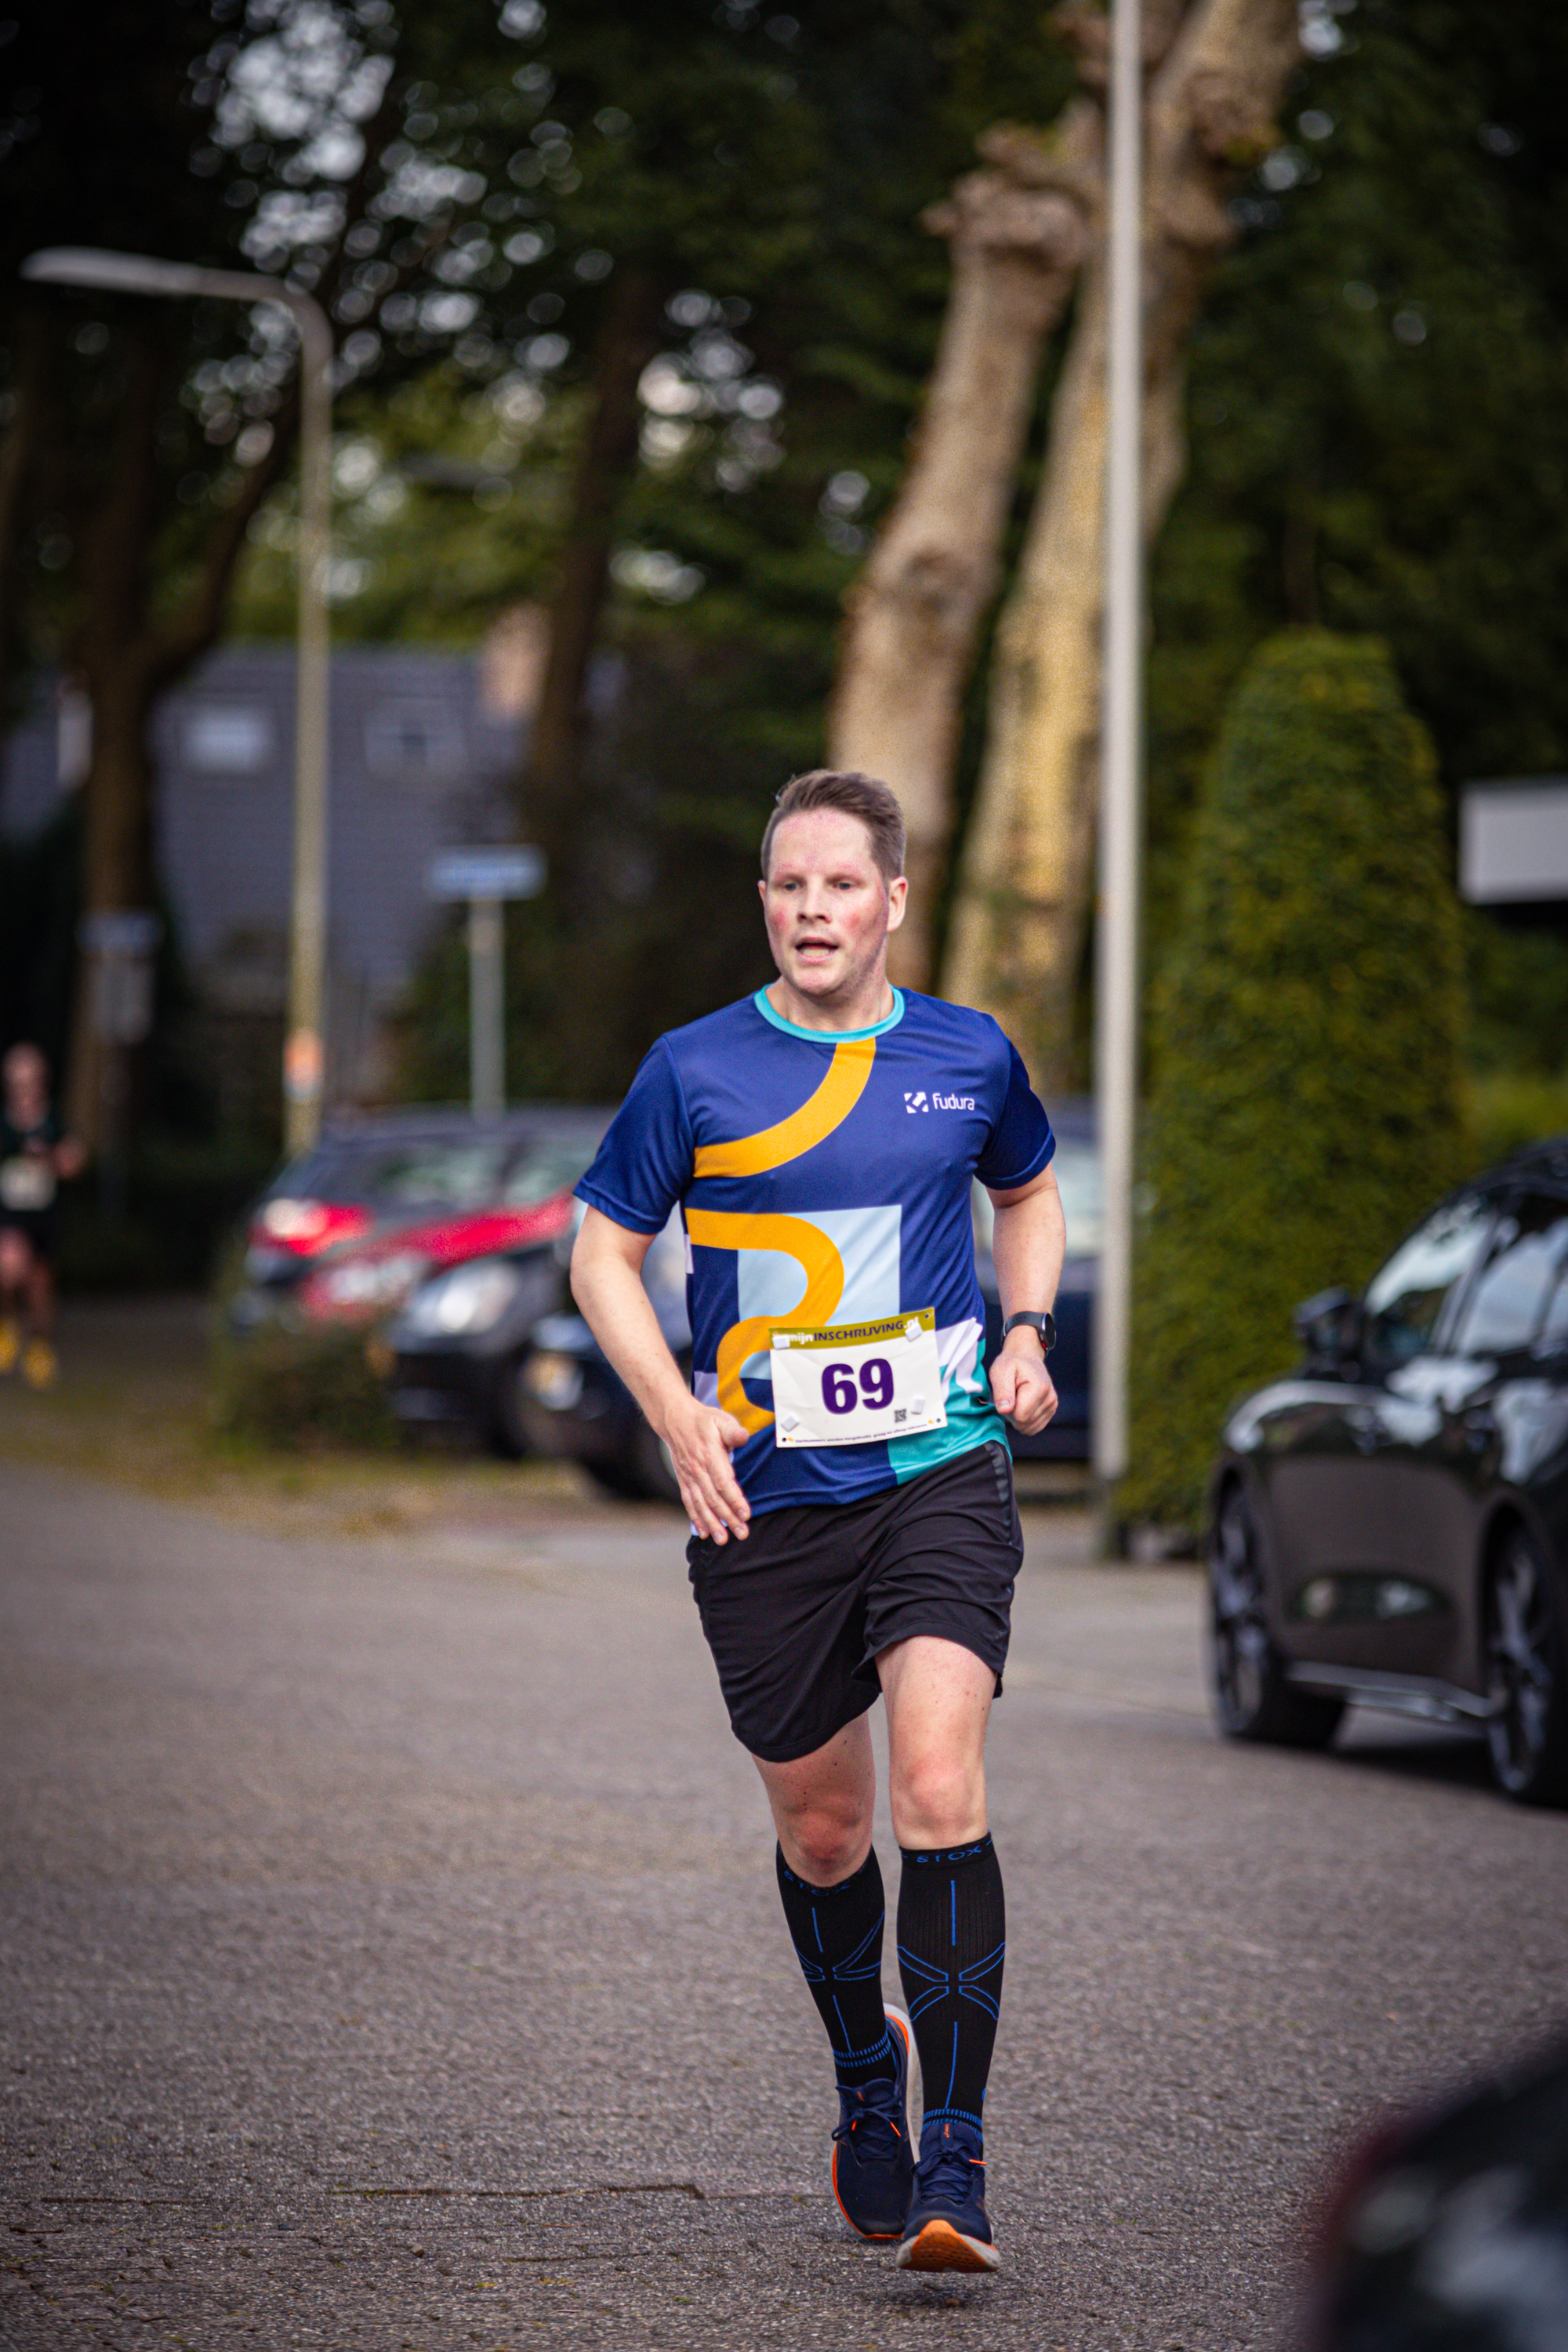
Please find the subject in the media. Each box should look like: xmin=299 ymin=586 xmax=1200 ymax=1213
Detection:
xmin=210 ymin=1319 xmax=397 ymax=1454
xmin=1124 ymin=632 xmax=1465 ymax=1530
xmin=1462 ymin=910 xmax=1568 ymax=1081
xmin=1146 ymin=0 xmax=1568 ymax=1040
xmin=1465 ymin=1073 xmax=1568 ymax=1180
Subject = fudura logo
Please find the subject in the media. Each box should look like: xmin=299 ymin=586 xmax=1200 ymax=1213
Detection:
xmin=904 ymin=1088 xmax=976 ymax=1112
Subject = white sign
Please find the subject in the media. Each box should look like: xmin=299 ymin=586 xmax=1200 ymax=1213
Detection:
xmin=769 ymin=1308 xmax=947 ymax=1449
xmin=1461 ymin=779 xmax=1568 ymax=904
xmin=428 ymin=845 xmax=546 ymax=902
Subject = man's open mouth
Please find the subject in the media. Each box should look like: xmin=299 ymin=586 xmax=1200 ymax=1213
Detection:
xmin=794 ymin=938 xmax=837 ymax=957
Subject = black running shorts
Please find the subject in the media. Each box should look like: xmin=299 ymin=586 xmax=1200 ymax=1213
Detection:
xmin=685 ymin=1439 xmax=1023 ymax=1765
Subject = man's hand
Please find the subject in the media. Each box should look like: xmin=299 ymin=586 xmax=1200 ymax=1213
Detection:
xmin=660 ymin=1391 xmax=752 ymax=1544
xmin=989 ymin=1332 xmax=1058 ymax=1436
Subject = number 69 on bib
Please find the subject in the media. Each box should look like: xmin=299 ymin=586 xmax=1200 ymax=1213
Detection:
xmin=768 ymin=1307 xmax=948 ymax=1450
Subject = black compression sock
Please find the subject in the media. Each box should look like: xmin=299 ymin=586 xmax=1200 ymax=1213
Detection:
xmin=897 ymin=1833 xmax=1005 ymax=2132
xmin=775 ymin=1846 xmax=897 ymax=2087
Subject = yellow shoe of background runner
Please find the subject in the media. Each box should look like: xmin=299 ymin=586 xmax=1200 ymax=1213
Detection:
xmin=0 ymin=1318 xmax=18 ymax=1374
xmin=20 ymin=1338 xmax=57 ymax=1390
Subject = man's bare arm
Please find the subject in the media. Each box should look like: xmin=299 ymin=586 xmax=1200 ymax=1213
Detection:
xmin=570 ymin=1206 xmax=752 ymax=1542
xmin=985 ymin=1165 xmax=1066 ymax=1436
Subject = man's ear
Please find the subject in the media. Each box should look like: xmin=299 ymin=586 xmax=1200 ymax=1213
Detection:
xmin=885 ymin=874 xmax=909 ymax=933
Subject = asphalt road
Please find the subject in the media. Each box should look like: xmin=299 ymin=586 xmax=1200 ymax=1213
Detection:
xmin=3 ymin=1460 xmax=1567 ymax=2352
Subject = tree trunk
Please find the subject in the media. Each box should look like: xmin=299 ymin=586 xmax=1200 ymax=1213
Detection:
xmin=827 ymin=116 xmax=1094 ymax=989
xmin=61 ymin=319 xmax=292 ymax=1147
xmin=944 ymin=0 xmax=1301 ymax=1090
xmin=0 ymin=302 xmax=59 ymax=707
xmin=519 ymin=268 xmax=666 ymax=887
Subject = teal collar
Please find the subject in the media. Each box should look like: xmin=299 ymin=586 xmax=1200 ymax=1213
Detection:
xmin=753 ymin=985 xmax=905 ymax=1043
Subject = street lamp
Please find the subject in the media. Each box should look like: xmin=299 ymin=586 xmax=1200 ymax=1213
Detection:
xmin=1094 ymin=0 xmax=1144 ymax=1538
xmin=23 ymin=245 xmax=334 ymax=1155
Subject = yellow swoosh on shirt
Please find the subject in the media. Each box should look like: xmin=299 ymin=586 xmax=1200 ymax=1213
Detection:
xmin=684 ymin=1210 xmax=844 ymax=1434
xmin=691 ymin=1036 xmax=875 ymax=1181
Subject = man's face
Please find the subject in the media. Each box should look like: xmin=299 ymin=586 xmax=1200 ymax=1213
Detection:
xmin=759 ymin=809 xmax=906 ymax=1004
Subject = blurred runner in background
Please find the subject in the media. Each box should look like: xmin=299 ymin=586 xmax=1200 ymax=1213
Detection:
xmin=0 ymin=1044 xmax=85 ymax=1389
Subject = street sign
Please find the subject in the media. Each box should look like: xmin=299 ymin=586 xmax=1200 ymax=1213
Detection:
xmin=78 ymin=910 xmax=163 ymax=956
xmin=428 ymin=845 xmax=546 ymax=902
xmin=426 ymin=847 xmax=546 ymax=1118
xmin=78 ymin=911 xmax=162 ymax=1046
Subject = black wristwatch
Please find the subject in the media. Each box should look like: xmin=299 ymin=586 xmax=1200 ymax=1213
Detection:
xmin=1002 ymin=1310 xmax=1057 ymax=1353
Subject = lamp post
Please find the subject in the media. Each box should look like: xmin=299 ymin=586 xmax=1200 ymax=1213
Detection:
xmin=23 ymin=246 xmax=334 ymax=1155
xmin=1093 ymin=0 xmax=1144 ymax=1537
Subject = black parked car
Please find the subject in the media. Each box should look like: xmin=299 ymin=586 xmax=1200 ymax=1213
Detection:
xmin=517 ymin=1207 xmax=688 ymax=1500
xmin=368 ymin=1108 xmax=612 ymax=1454
xmin=1208 ymin=1137 xmax=1568 ymax=1806
xmin=974 ymin=1098 xmax=1098 ymax=1460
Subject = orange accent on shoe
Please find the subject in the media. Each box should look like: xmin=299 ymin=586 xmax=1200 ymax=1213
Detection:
xmin=901 ymin=2219 xmax=996 ymax=2274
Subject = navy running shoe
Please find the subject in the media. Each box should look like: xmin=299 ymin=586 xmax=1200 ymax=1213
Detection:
xmin=896 ymin=2114 xmax=1000 ymax=2273
xmin=829 ymin=2005 xmax=914 ymax=2240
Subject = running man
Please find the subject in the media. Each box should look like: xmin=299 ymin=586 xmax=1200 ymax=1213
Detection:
xmin=0 ymin=1043 xmax=85 ymax=1388
xmin=571 ymin=770 xmax=1064 ymax=2273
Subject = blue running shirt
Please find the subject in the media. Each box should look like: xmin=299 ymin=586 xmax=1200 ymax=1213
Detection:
xmin=575 ymin=987 xmax=1054 ymax=1516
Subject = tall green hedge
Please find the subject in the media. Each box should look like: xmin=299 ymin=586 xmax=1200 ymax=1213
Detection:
xmin=1123 ymin=630 xmax=1464 ymax=1530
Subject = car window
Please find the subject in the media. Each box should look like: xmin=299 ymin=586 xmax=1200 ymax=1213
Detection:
xmin=1537 ymin=1265 xmax=1568 ymax=1352
xmin=501 ymin=1138 xmax=600 ymax=1207
xmin=1363 ymin=1193 xmax=1494 ymax=1370
xmin=971 ymin=1136 xmax=1101 ymax=1256
xmin=1449 ymin=1192 xmax=1568 ymax=1357
xmin=1051 ymin=1139 xmax=1102 ymax=1255
xmin=372 ymin=1143 xmax=511 ymax=1208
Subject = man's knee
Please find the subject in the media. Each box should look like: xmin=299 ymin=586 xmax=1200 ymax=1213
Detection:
xmin=890 ymin=1752 xmax=984 ymax=1849
xmin=775 ymin=1790 xmax=873 ymax=1886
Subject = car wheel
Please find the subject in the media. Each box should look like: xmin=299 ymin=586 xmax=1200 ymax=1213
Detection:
xmin=584 ymin=1417 xmax=683 ymax=1504
xmin=486 ymin=1352 xmax=531 ymax=1461
xmin=1207 ymin=1482 xmax=1345 ymax=1750
xmin=630 ymin=1414 xmax=682 ymax=1506
xmin=1484 ymin=1526 xmax=1568 ymax=1807
xmin=583 ymin=1454 xmax=648 ymax=1499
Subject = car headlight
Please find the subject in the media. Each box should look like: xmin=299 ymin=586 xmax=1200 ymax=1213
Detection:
xmin=402 ymin=1257 xmax=523 ymax=1338
xmin=314 ymin=1250 xmax=429 ymax=1313
xmin=524 ymin=1349 xmax=584 ymax=1410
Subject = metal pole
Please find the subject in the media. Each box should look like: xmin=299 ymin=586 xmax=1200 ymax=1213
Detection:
xmin=283 ymin=297 xmax=333 ymax=1156
xmin=21 ymin=250 xmax=333 ymax=1157
xmin=1093 ymin=0 xmax=1144 ymax=1515
xmin=468 ymin=895 xmax=504 ymax=1119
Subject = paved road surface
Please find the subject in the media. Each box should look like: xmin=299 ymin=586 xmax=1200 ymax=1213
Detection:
xmin=3 ymin=1461 xmax=1566 ymax=2350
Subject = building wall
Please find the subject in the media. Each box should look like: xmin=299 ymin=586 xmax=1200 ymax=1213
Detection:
xmin=1 ymin=644 xmax=528 ymax=1116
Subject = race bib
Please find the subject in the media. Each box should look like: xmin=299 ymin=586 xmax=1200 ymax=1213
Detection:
xmin=769 ymin=1308 xmax=948 ymax=1449
xmin=0 ymin=1156 xmax=55 ymax=1213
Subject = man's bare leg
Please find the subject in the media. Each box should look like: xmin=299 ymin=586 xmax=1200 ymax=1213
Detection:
xmin=0 ymin=1230 xmax=27 ymax=1372
xmin=878 ymin=1635 xmax=994 ymax=1849
xmin=755 ymin=1711 xmax=876 ymax=1885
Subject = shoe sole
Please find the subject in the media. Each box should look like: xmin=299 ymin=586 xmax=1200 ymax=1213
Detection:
xmin=829 ymin=2005 xmax=913 ymax=2241
xmin=896 ymin=2218 xmax=1001 ymax=2274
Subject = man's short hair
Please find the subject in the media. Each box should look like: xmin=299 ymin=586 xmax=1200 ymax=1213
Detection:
xmin=760 ymin=770 xmax=906 ymax=885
